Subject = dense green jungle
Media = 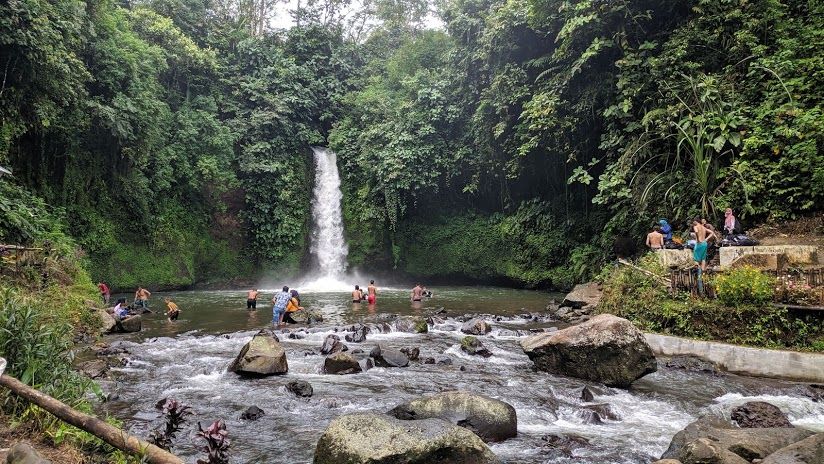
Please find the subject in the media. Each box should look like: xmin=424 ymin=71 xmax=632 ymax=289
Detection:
xmin=2 ymin=0 xmax=823 ymax=290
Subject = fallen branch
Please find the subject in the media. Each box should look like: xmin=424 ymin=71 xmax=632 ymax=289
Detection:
xmin=617 ymin=258 xmax=671 ymax=287
xmin=0 ymin=374 xmax=183 ymax=464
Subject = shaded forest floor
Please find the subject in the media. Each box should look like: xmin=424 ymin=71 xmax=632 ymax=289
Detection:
xmin=749 ymin=214 xmax=824 ymax=246
xmin=0 ymin=416 xmax=85 ymax=463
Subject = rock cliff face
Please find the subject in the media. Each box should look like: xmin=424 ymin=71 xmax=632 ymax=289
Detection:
xmin=521 ymin=314 xmax=656 ymax=387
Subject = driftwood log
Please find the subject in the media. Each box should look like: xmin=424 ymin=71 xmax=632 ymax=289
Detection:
xmin=0 ymin=374 xmax=183 ymax=464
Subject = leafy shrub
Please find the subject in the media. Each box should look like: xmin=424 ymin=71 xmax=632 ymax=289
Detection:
xmin=714 ymin=266 xmax=775 ymax=307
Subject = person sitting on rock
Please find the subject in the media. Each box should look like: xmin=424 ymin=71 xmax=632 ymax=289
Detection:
xmin=284 ymin=290 xmax=303 ymax=324
xmin=722 ymin=208 xmax=743 ymax=237
xmin=113 ymin=298 xmax=129 ymax=320
xmin=164 ymin=297 xmax=181 ymax=321
xmin=645 ymin=225 xmax=664 ymax=250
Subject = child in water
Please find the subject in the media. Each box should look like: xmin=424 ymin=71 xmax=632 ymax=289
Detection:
xmin=164 ymin=297 xmax=181 ymax=321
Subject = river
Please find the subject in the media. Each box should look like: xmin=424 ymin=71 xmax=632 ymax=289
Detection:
xmin=98 ymin=287 xmax=824 ymax=463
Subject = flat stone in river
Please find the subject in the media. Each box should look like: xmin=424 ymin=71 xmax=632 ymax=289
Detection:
xmin=313 ymin=413 xmax=500 ymax=464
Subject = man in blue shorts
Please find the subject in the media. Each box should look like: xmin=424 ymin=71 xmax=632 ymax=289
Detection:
xmin=272 ymin=286 xmax=290 ymax=328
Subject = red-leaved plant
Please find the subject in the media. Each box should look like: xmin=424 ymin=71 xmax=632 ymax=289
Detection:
xmin=148 ymin=398 xmax=191 ymax=451
xmin=196 ymin=420 xmax=231 ymax=464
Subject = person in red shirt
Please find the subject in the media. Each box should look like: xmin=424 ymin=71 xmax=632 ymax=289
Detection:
xmin=98 ymin=282 xmax=111 ymax=305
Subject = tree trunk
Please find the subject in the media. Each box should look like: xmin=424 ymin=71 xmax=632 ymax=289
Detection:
xmin=0 ymin=374 xmax=183 ymax=464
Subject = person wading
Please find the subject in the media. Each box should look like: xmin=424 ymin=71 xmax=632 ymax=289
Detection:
xmin=272 ymin=286 xmax=290 ymax=328
xmin=367 ymin=280 xmax=377 ymax=305
xmin=411 ymin=283 xmax=423 ymax=302
xmin=246 ymin=289 xmax=259 ymax=310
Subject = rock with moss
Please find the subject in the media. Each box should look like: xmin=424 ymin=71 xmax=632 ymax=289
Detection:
xmin=520 ymin=314 xmax=655 ymax=387
xmin=461 ymin=336 xmax=492 ymax=357
xmin=228 ymin=333 xmax=288 ymax=376
xmin=414 ymin=318 xmax=429 ymax=333
xmin=388 ymin=391 xmax=517 ymax=442
xmin=313 ymin=413 xmax=500 ymax=464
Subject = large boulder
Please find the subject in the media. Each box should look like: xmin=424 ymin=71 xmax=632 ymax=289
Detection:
xmin=461 ymin=318 xmax=491 ymax=335
xmin=117 ymin=315 xmax=142 ymax=333
xmin=561 ymin=282 xmax=602 ymax=309
xmin=680 ymin=438 xmax=749 ymax=464
xmin=6 ymin=443 xmax=51 ymax=464
xmin=96 ymin=308 xmax=117 ymax=333
xmin=388 ymin=391 xmax=517 ymax=442
xmin=731 ymin=402 xmax=793 ymax=429
xmin=662 ymin=416 xmax=815 ymax=462
xmin=761 ymin=432 xmax=824 ymax=464
xmin=323 ymin=352 xmax=362 ymax=375
xmin=520 ymin=314 xmax=656 ymax=387
xmin=313 ymin=413 xmax=500 ymax=464
xmin=228 ymin=333 xmax=288 ymax=376
xmin=370 ymin=345 xmax=409 ymax=368
xmin=288 ymin=309 xmax=323 ymax=324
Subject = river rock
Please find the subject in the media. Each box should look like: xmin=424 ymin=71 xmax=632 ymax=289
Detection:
xmin=578 ymin=403 xmax=620 ymax=424
xmin=289 ymin=309 xmax=323 ymax=324
xmin=359 ymin=358 xmax=374 ymax=372
xmin=77 ymin=359 xmax=109 ymax=379
xmin=395 ymin=318 xmax=429 ymax=334
xmin=6 ymin=443 xmax=51 ymax=464
xmin=461 ymin=336 xmax=492 ymax=357
xmin=345 ymin=324 xmax=369 ymax=343
xmin=540 ymin=434 xmax=590 ymax=456
xmin=651 ymin=461 xmax=683 ymax=464
xmin=228 ymin=334 xmax=288 ymax=376
xmin=461 ymin=318 xmax=491 ymax=335
xmin=286 ymin=380 xmax=313 ymax=397
xmin=580 ymin=385 xmax=609 ymax=402
xmin=400 ymin=347 xmax=420 ymax=361
xmin=761 ymin=432 xmax=824 ymax=464
xmin=96 ymin=308 xmax=117 ymax=333
xmin=370 ymin=345 xmax=409 ymax=368
xmin=388 ymin=391 xmax=517 ymax=442
xmin=681 ymin=438 xmax=749 ymax=464
xmin=323 ymin=352 xmax=362 ymax=375
xmin=520 ymin=314 xmax=656 ymax=387
xmin=313 ymin=413 xmax=500 ymax=464
xmin=561 ymin=282 xmax=602 ymax=309
xmin=117 ymin=315 xmax=142 ymax=333
xmin=320 ymin=334 xmax=347 ymax=355
xmin=240 ymin=406 xmax=265 ymax=420
xmin=661 ymin=416 xmax=815 ymax=461
xmin=731 ymin=401 xmax=793 ymax=428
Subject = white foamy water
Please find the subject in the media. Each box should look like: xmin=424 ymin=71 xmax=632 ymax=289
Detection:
xmin=309 ymin=147 xmax=348 ymax=280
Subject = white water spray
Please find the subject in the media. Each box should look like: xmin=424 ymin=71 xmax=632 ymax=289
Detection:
xmin=305 ymin=147 xmax=349 ymax=290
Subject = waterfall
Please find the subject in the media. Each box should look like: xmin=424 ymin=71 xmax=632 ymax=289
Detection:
xmin=309 ymin=147 xmax=348 ymax=280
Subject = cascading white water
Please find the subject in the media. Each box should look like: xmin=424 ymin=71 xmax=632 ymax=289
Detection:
xmin=309 ymin=147 xmax=349 ymax=281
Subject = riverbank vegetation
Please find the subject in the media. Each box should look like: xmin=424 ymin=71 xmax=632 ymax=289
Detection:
xmin=2 ymin=0 xmax=822 ymax=289
xmin=598 ymin=255 xmax=824 ymax=351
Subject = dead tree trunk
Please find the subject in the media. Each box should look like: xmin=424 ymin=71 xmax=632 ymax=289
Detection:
xmin=0 ymin=374 xmax=183 ymax=464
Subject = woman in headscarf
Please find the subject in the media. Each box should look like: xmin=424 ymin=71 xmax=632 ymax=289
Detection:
xmin=658 ymin=219 xmax=673 ymax=244
xmin=723 ymin=208 xmax=742 ymax=237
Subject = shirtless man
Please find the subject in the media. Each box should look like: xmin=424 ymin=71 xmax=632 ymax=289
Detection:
xmin=367 ymin=280 xmax=377 ymax=305
xmin=646 ymin=225 xmax=664 ymax=250
xmin=134 ymin=287 xmax=151 ymax=309
xmin=246 ymin=289 xmax=259 ymax=310
xmin=411 ymin=283 xmax=423 ymax=302
xmin=352 ymin=285 xmax=363 ymax=303
xmin=692 ymin=218 xmax=710 ymax=271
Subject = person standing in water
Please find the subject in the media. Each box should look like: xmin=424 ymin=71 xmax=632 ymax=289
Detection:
xmin=246 ymin=289 xmax=259 ymax=310
xmin=411 ymin=283 xmax=423 ymax=302
xmin=134 ymin=287 xmax=151 ymax=309
xmin=352 ymin=285 xmax=363 ymax=303
xmin=367 ymin=280 xmax=377 ymax=305
xmin=272 ymin=286 xmax=290 ymax=328
xmin=164 ymin=297 xmax=181 ymax=321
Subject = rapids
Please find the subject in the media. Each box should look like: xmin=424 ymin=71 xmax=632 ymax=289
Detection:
xmin=98 ymin=289 xmax=824 ymax=463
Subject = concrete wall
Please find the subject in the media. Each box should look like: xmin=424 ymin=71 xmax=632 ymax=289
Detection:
xmin=719 ymin=245 xmax=820 ymax=268
xmin=644 ymin=333 xmax=824 ymax=383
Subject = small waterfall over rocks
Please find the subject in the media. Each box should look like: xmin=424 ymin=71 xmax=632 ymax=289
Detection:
xmin=307 ymin=147 xmax=349 ymax=288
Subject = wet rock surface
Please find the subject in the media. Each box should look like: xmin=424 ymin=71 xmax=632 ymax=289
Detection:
xmin=323 ymin=352 xmax=362 ymax=375
xmin=461 ymin=336 xmax=492 ymax=357
xmin=388 ymin=391 xmax=517 ymax=442
xmin=731 ymin=401 xmax=793 ymax=428
xmin=313 ymin=413 xmax=500 ymax=464
xmin=461 ymin=318 xmax=491 ymax=335
xmin=370 ymin=345 xmax=410 ymax=368
xmin=286 ymin=380 xmax=313 ymax=397
xmin=241 ymin=405 xmax=265 ymax=420
xmin=228 ymin=333 xmax=288 ymax=376
xmin=320 ymin=334 xmax=347 ymax=355
xmin=521 ymin=314 xmax=656 ymax=387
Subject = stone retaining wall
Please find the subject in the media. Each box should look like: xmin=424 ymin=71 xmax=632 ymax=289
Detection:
xmin=644 ymin=333 xmax=824 ymax=383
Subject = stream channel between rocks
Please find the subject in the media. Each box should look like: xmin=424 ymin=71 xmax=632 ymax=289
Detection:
xmin=93 ymin=288 xmax=824 ymax=463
